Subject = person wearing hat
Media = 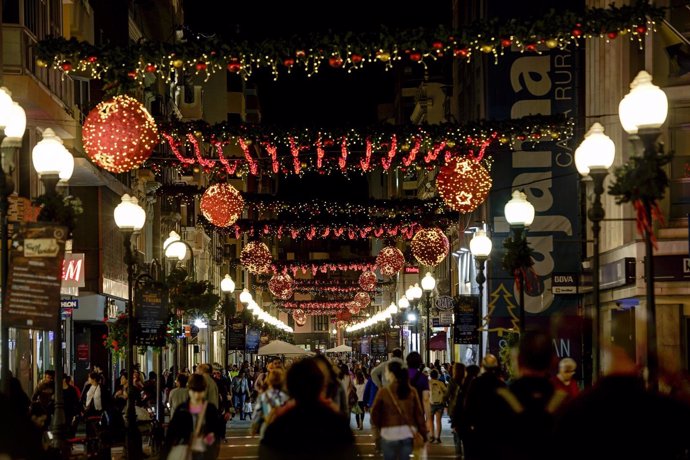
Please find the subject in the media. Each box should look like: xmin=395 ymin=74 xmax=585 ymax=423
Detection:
xmin=462 ymin=354 xmax=506 ymax=460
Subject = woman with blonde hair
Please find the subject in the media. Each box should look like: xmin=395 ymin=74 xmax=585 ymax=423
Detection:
xmin=252 ymin=368 xmax=289 ymax=438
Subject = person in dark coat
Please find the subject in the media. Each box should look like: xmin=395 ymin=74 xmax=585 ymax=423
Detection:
xmin=259 ymin=358 xmax=357 ymax=460
xmin=163 ymin=374 xmax=225 ymax=460
xmin=553 ymin=345 xmax=690 ymax=460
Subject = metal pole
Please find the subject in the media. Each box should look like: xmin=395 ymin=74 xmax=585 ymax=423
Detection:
xmin=425 ymin=292 xmax=431 ymax=366
xmin=475 ymin=256 xmax=487 ymax=364
xmin=588 ymin=169 xmax=607 ymax=381
xmin=638 ymin=129 xmax=660 ymax=391
xmin=0 ymin=144 xmax=10 ymax=395
xmin=123 ymin=231 xmax=142 ymax=459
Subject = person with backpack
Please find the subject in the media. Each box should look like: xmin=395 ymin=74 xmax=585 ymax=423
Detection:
xmin=428 ymin=369 xmax=448 ymax=443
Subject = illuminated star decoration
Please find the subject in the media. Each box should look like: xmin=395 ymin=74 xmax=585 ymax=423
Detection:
xmin=436 ymin=157 xmax=492 ymax=213
xmin=376 ymin=246 xmax=405 ymax=276
xmin=358 ymin=271 xmax=378 ymax=291
xmin=82 ymin=95 xmax=158 ymax=173
xmin=240 ymin=241 xmax=272 ymax=275
xmin=268 ymin=273 xmax=294 ymax=300
xmin=411 ymin=227 xmax=450 ymax=267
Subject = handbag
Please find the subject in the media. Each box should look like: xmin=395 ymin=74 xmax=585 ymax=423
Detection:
xmin=167 ymin=402 xmax=208 ymax=460
xmin=386 ymin=387 xmax=425 ymax=451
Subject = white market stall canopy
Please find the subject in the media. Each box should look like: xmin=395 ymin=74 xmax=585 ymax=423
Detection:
xmin=258 ymin=340 xmax=315 ymax=356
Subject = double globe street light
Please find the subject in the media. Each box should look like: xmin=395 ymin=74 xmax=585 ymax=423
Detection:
xmin=421 ymin=272 xmax=436 ymax=366
xmin=114 ymin=194 xmax=146 ymax=460
xmin=469 ymin=229 xmax=492 ymax=362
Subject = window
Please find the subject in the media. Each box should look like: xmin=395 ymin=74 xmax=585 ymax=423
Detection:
xmin=312 ymin=315 xmax=330 ymax=332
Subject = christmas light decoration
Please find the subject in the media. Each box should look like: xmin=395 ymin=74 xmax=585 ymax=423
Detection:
xmin=154 ymin=116 xmax=571 ymax=177
xmin=37 ymin=2 xmax=664 ymax=84
xmin=376 ymin=246 xmax=405 ymax=276
xmin=292 ymin=309 xmax=307 ymax=327
xmin=240 ymin=241 xmax=272 ymax=275
xmin=411 ymin=227 xmax=450 ymax=267
xmin=82 ymin=95 xmax=158 ymax=173
xmin=270 ymin=259 xmax=377 ymax=276
xmin=268 ymin=273 xmax=294 ymax=300
xmin=354 ymin=291 xmax=371 ymax=309
xmin=359 ymin=271 xmax=378 ymax=291
xmin=348 ymin=302 xmax=361 ymax=315
xmin=199 ymin=183 xmax=244 ymax=227
xmin=436 ymin=157 xmax=492 ymax=213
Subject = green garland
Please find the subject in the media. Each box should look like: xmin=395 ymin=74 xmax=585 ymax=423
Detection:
xmin=167 ymin=267 xmax=221 ymax=317
xmin=34 ymin=194 xmax=83 ymax=237
xmin=608 ymin=151 xmax=672 ymax=206
xmin=35 ymin=2 xmax=664 ymax=85
xmin=501 ymin=235 xmax=535 ymax=276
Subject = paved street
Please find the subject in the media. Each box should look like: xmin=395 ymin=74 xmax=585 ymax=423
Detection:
xmin=219 ymin=416 xmax=458 ymax=459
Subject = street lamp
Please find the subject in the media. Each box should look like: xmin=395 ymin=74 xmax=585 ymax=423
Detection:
xmin=31 ymin=127 xmax=74 ymax=454
xmin=575 ymin=122 xmax=615 ymax=381
xmin=220 ymin=274 xmax=235 ymax=370
xmin=470 ymin=229 xmax=492 ymax=362
xmin=504 ymin=190 xmax=535 ymax=333
xmin=114 ymin=193 xmax=146 ymax=460
xmin=0 ymin=88 xmax=26 ymax=396
xmin=618 ymin=70 xmax=668 ymax=391
xmin=421 ymin=272 xmax=436 ymax=366
xmin=164 ymin=230 xmax=195 ymax=277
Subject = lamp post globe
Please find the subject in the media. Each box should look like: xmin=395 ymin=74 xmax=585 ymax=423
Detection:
xmin=398 ymin=296 xmax=410 ymax=310
xmin=3 ymin=102 xmax=27 ymax=143
xmin=0 ymin=87 xmax=15 ymax=129
xmin=114 ymin=194 xmax=146 ymax=231
xmin=163 ymin=231 xmax=185 ymax=260
xmin=411 ymin=283 xmax=423 ymax=300
xmin=421 ymin=273 xmax=435 ymax=366
xmin=575 ymin=123 xmax=615 ymax=176
xmin=618 ymin=70 xmax=668 ymax=133
xmin=221 ymin=274 xmax=235 ymax=293
xmin=32 ymin=129 xmax=73 ymax=184
xmin=239 ymin=288 xmax=253 ymax=304
xmin=469 ymin=230 xmax=492 ymax=258
xmin=421 ymin=272 xmax=436 ymax=292
xmin=504 ymin=190 xmax=535 ymax=227
xmin=405 ymin=285 xmax=415 ymax=302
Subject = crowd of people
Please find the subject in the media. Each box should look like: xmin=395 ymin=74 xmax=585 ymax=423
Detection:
xmin=3 ymin=331 xmax=690 ymax=460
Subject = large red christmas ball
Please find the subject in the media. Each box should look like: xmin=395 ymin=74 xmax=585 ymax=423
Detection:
xmin=82 ymin=95 xmax=158 ymax=173
xmin=358 ymin=271 xmax=377 ymax=291
xmin=354 ymin=292 xmax=371 ymax=308
xmin=240 ymin=241 xmax=272 ymax=275
xmin=436 ymin=157 xmax=492 ymax=213
xmin=348 ymin=301 xmax=361 ymax=315
xmin=336 ymin=310 xmax=352 ymax=322
xmin=411 ymin=227 xmax=449 ymax=267
xmin=268 ymin=273 xmax=294 ymax=300
xmin=292 ymin=309 xmax=307 ymax=327
xmin=200 ymin=183 xmax=244 ymax=227
xmin=376 ymin=246 xmax=405 ymax=276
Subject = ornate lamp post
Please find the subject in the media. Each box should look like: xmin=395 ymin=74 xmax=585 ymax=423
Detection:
xmin=617 ymin=70 xmax=669 ymax=391
xmin=114 ymin=194 xmax=146 ymax=460
xmin=504 ymin=190 xmax=535 ymax=333
xmin=575 ymin=123 xmax=615 ymax=381
xmin=220 ymin=274 xmax=235 ymax=370
xmin=421 ymin=272 xmax=436 ymax=366
xmin=0 ymin=88 xmax=26 ymax=396
xmin=32 ymin=128 xmax=74 ymax=454
xmin=397 ymin=296 xmax=409 ymax=348
xmin=164 ymin=230 xmax=195 ymax=277
xmin=406 ymin=284 xmax=422 ymax=351
xmin=469 ymin=229 xmax=492 ymax=362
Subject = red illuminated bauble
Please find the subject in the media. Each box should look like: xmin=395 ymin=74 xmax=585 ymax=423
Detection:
xmin=410 ymin=52 xmax=422 ymax=62
xmin=268 ymin=274 xmax=294 ymax=300
xmin=501 ymin=38 xmax=512 ymax=47
xmin=337 ymin=311 xmax=352 ymax=322
xmin=436 ymin=157 xmax=492 ymax=213
xmin=351 ymin=54 xmax=363 ymax=64
xmin=283 ymin=57 xmax=295 ymax=67
xmin=411 ymin=227 xmax=449 ymax=267
xmin=293 ymin=309 xmax=307 ymax=327
xmin=200 ymin=183 xmax=244 ymax=227
xmin=145 ymin=64 xmax=157 ymax=73
xmin=348 ymin=302 xmax=361 ymax=315
xmin=358 ymin=271 xmax=377 ymax=291
xmin=635 ymin=25 xmax=647 ymax=34
xmin=195 ymin=61 xmax=207 ymax=71
xmin=240 ymin=241 xmax=272 ymax=275
xmin=227 ymin=60 xmax=242 ymax=73
xmin=453 ymin=48 xmax=469 ymax=58
xmin=607 ymin=31 xmax=618 ymax=40
xmin=61 ymin=61 xmax=73 ymax=71
xmin=354 ymin=292 xmax=371 ymax=308
xmin=432 ymin=41 xmax=444 ymax=50
xmin=82 ymin=95 xmax=159 ymax=173
xmin=376 ymin=246 xmax=405 ymax=276
xmin=329 ymin=56 xmax=344 ymax=68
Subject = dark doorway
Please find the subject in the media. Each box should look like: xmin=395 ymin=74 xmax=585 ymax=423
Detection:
xmin=611 ymin=307 xmax=636 ymax=363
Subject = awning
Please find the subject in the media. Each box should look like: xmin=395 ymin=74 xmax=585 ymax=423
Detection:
xmin=429 ymin=331 xmax=447 ymax=351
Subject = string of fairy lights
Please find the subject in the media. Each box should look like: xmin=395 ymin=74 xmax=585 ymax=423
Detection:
xmin=34 ymin=2 xmax=663 ymax=83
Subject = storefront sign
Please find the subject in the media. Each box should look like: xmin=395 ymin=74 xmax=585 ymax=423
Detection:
xmin=453 ymin=295 xmax=479 ymax=345
xmin=404 ymin=266 xmax=420 ymax=274
xmin=246 ymin=328 xmax=261 ymax=353
xmin=551 ymin=273 xmax=589 ymax=294
xmin=600 ymin=258 xmax=636 ymax=289
xmin=4 ymin=224 xmax=67 ymax=330
xmin=61 ymin=299 xmax=79 ymax=309
xmin=386 ymin=329 xmax=400 ymax=353
xmin=360 ymin=337 xmax=370 ymax=355
xmin=134 ymin=284 xmax=169 ymax=347
xmin=62 ymin=253 xmax=85 ymax=288
xmin=433 ymin=311 xmax=453 ymax=327
xmin=227 ymin=317 xmax=246 ymax=351
xmin=77 ymin=343 xmax=89 ymax=361
xmin=653 ymin=255 xmax=690 ymax=282
xmin=435 ymin=295 xmax=454 ymax=311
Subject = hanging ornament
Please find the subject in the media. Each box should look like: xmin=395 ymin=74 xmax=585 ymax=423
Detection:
xmin=82 ymin=95 xmax=159 ymax=173
xmin=354 ymin=292 xmax=371 ymax=308
xmin=240 ymin=241 xmax=272 ymax=275
xmin=411 ymin=227 xmax=449 ymax=267
xmin=268 ymin=273 xmax=294 ymax=300
xmin=336 ymin=310 xmax=352 ymax=322
xmin=200 ymin=183 xmax=244 ymax=227
xmin=348 ymin=301 xmax=361 ymax=315
xmin=376 ymin=246 xmax=405 ymax=276
xmin=436 ymin=157 xmax=492 ymax=213
xmin=358 ymin=271 xmax=377 ymax=291
xmin=292 ymin=309 xmax=307 ymax=327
